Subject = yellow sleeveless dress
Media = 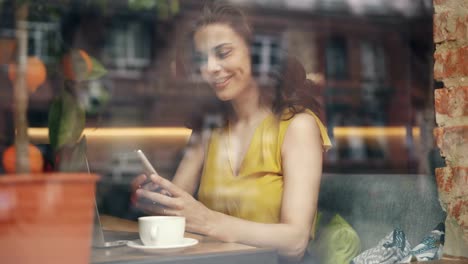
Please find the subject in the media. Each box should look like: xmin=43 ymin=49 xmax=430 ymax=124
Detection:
xmin=198 ymin=109 xmax=331 ymax=236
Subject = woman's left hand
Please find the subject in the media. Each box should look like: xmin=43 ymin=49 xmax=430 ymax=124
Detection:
xmin=135 ymin=174 xmax=215 ymax=235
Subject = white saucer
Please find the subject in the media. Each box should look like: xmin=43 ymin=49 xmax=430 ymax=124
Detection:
xmin=127 ymin=238 xmax=198 ymax=253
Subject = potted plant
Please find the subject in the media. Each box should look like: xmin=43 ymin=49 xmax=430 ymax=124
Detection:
xmin=0 ymin=2 xmax=107 ymax=263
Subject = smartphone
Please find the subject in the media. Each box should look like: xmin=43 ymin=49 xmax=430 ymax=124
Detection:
xmin=135 ymin=149 xmax=172 ymax=197
xmin=136 ymin=149 xmax=157 ymax=175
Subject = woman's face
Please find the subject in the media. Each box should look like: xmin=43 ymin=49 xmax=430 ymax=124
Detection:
xmin=193 ymin=23 xmax=254 ymax=101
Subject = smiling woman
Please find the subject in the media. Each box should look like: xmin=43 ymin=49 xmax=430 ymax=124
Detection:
xmin=193 ymin=23 xmax=253 ymax=102
xmin=132 ymin=1 xmax=331 ymax=262
xmin=0 ymin=0 xmax=443 ymax=263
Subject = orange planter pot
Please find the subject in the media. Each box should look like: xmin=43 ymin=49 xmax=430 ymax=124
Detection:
xmin=0 ymin=173 xmax=99 ymax=264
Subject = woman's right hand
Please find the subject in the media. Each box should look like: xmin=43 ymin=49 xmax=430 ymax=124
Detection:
xmin=131 ymin=174 xmax=149 ymax=205
xmin=131 ymin=174 xmax=149 ymax=192
xmin=130 ymin=174 xmax=172 ymax=206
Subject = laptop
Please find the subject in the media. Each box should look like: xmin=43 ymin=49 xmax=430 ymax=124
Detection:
xmin=91 ymin=202 xmax=138 ymax=248
xmin=84 ymin=153 xmax=139 ymax=248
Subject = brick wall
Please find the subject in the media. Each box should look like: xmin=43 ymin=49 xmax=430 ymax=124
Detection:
xmin=433 ymin=0 xmax=468 ymax=259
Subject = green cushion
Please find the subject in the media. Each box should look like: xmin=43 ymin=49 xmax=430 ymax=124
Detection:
xmin=307 ymin=213 xmax=361 ymax=264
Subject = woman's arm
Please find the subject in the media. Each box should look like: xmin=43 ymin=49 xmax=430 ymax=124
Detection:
xmin=136 ymin=113 xmax=324 ymax=260
xmin=170 ymin=133 xmax=205 ymax=195
xmin=207 ymin=113 xmax=324 ymax=259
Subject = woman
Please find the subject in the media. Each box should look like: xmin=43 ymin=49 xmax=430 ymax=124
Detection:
xmin=133 ymin=2 xmax=331 ymax=261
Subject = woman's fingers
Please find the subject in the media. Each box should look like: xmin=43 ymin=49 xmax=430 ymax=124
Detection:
xmin=149 ymin=174 xmax=184 ymax=197
xmin=131 ymin=174 xmax=162 ymax=192
xmin=143 ymin=181 xmax=163 ymax=192
xmin=135 ymin=202 xmax=180 ymax=216
xmin=160 ymin=189 xmax=172 ymax=197
xmin=131 ymin=174 xmax=147 ymax=191
xmin=136 ymin=189 xmax=183 ymax=210
xmin=131 ymin=174 xmax=149 ymax=205
xmin=136 ymin=202 xmax=163 ymax=215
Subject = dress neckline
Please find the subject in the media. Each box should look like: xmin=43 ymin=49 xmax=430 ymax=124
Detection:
xmin=225 ymin=112 xmax=273 ymax=177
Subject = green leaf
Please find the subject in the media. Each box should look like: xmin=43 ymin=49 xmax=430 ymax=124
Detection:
xmin=63 ymin=50 xmax=107 ymax=82
xmin=156 ymin=0 xmax=169 ymax=20
xmin=56 ymin=136 xmax=88 ymax=172
xmin=16 ymin=0 xmax=29 ymax=6
xmin=128 ymin=0 xmax=157 ymax=11
xmin=155 ymin=0 xmax=179 ymax=20
xmin=48 ymin=90 xmax=85 ymax=150
xmin=48 ymin=97 xmax=62 ymax=149
xmin=170 ymin=0 xmax=179 ymax=14
xmin=86 ymin=56 xmax=108 ymax=81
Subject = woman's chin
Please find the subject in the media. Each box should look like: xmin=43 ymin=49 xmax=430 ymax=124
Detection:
xmin=214 ymin=91 xmax=233 ymax=101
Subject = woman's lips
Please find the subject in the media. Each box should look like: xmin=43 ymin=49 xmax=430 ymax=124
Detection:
xmin=213 ymin=76 xmax=232 ymax=89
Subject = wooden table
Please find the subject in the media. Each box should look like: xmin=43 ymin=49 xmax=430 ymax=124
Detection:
xmin=91 ymin=216 xmax=468 ymax=264
xmin=420 ymin=261 xmax=468 ymax=264
xmin=90 ymin=215 xmax=278 ymax=264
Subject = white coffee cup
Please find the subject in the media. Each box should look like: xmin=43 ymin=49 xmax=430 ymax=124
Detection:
xmin=138 ymin=216 xmax=185 ymax=246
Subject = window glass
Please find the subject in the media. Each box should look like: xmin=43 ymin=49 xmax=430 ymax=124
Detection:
xmin=0 ymin=2 xmax=443 ymax=261
xmin=326 ymin=36 xmax=348 ymax=80
xmin=102 ymin=21 xmax=152 ymax=76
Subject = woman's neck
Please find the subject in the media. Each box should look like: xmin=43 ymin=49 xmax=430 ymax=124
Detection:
xmin=230 ymin=82 xmax=271 ymax=125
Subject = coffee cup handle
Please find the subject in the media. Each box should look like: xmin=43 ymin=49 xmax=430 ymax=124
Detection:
xmin=150 ymin=226 xmax=158 ymax=242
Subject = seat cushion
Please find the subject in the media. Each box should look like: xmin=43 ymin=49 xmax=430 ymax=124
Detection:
xmin=308 ymin=213 xmax=361 ymax=264
xmin=318 ymin=173 xmax=446 ymax=250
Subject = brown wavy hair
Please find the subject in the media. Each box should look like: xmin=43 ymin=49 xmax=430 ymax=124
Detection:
xmin=182 ymin=1 xmax=321 ymax=132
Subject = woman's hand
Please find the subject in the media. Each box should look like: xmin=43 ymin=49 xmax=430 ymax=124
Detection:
xmin=131 ymin=174 xmax=147 ymax=205
xmin=131 ymin=174 xmax=148 ymax=192
xmin=130 ymin=174 xmax=168 ymax=206
xmin=135 ymin=174 xmax=215 ymax=235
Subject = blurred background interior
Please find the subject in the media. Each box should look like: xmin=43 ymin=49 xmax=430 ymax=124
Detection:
xmin=0 ymin=0 xmax=443 ymax=221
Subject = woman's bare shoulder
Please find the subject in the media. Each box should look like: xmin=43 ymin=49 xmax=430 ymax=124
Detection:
xmin=286 ymin=112 xmax=321 ymax=134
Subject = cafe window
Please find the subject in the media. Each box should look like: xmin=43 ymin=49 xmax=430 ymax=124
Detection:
xmin=360 ymin=40 xmax=386 ymax=82
xmin=1 ymin=1 xmax=446 ymax=262
xmin=102 ymin=20 xmax=152 ymax=77
xmin=1 ymin=21 xmax=60 ymax=64
xmin=251 ymin=34 xmax=283 ymax=84
xmin=28 ymin=22 xmax=61 ymax=64
xmin=325 ymin=35 xmax=348 ymax=80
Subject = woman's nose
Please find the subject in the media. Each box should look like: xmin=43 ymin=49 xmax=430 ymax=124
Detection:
xmin=206 ymin=56 xmax=221 ymax=73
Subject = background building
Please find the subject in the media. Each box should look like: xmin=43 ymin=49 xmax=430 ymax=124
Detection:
xmin=0 ymin=0 xmax=437 ymax=216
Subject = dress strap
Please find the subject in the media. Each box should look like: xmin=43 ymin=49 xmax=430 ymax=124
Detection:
xmin=304 ymin=109 xmax=332 ymax=152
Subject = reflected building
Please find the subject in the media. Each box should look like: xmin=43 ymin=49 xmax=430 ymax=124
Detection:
xmin=0 ymin=0 xmax=434 ymax=176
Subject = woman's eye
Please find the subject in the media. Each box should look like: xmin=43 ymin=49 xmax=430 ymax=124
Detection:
xmin=217 ymin=49 xmax=231 ymax=59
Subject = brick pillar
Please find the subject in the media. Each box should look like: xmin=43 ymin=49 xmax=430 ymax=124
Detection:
xmin=433 ymin=0 xmax=468 ymax=260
